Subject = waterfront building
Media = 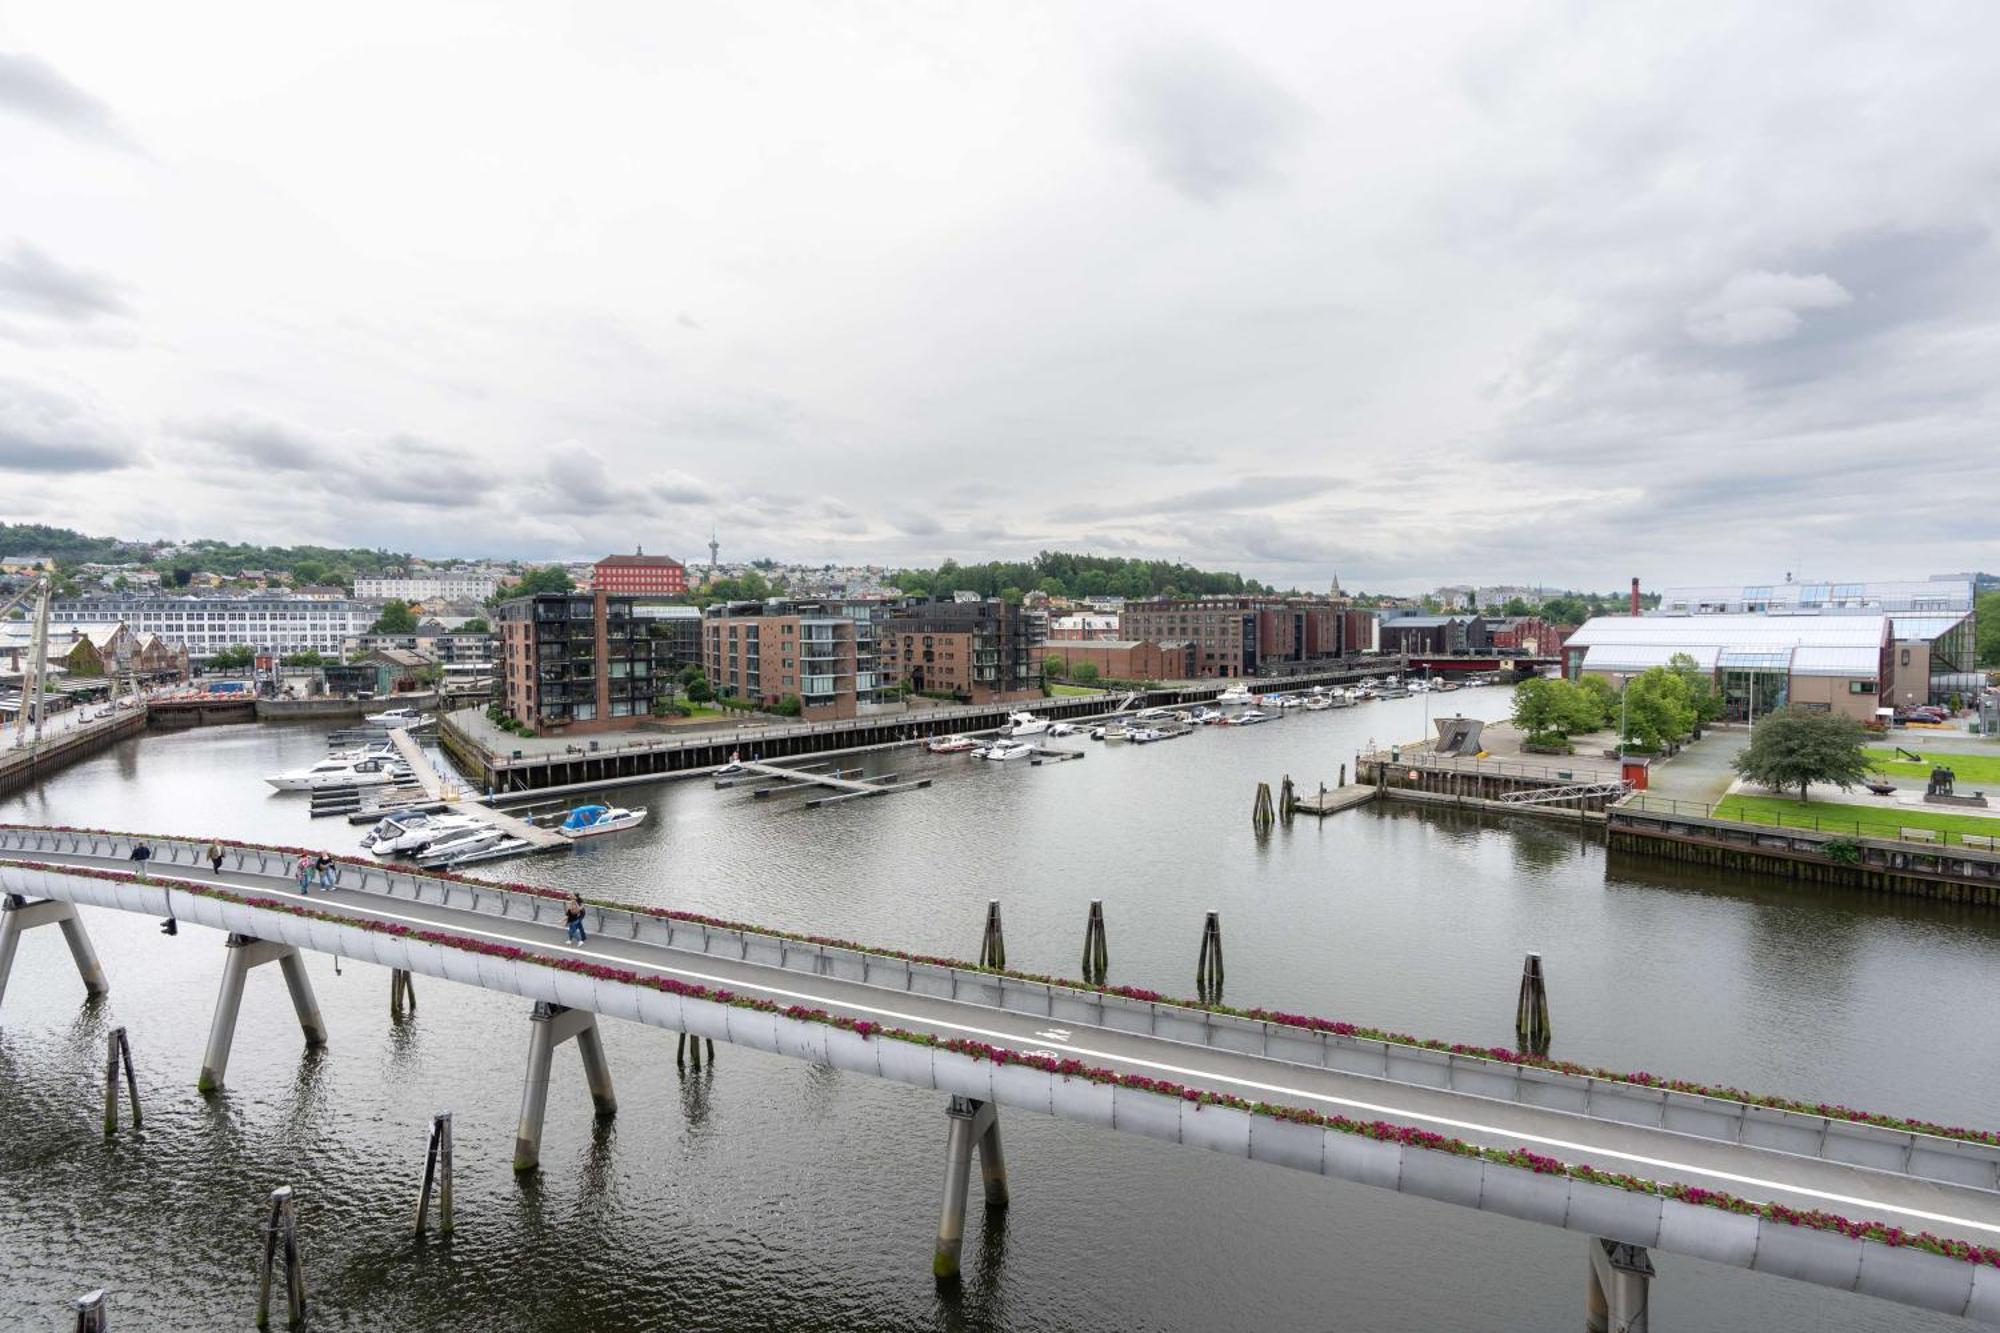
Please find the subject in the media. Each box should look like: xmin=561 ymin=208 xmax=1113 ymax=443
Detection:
xmin=497 ymin=591 xmax=658 ymax=734
xmin=1045 ymin=639 xmax=1194 ymax=684
xmin=592 ymin=550 xmax=689 ymax=596
xmin=878 ymin=596 xmax=1040 ymax=703
xmin=1563 ymin=612 xmax=1894 ymax=723
xmin=633 ymin=603 xmax=704 ymax=672
xmin=51 ymin=593 xmax=371 ymax=660
xmin=1047 ymin=613 xmax=1121 ymax=641
xmin=1119 ymin=595 xmax=1370 ymax=679
xmin=1378 ymin=614 xmax=1490 ymax=655
xmin=702 ymin=599 xmax=881 ymax=721
xmin=354 ymin=571 xmax=503 ymax=602
xmin=1484 ymin=615 xmax=1564 ymax=655
xmin=1652 ymin=578 xmax=1978 ymax=706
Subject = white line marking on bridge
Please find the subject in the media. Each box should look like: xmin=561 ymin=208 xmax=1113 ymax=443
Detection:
xmin=131 ymin=875 xmax=2000 ymax=1238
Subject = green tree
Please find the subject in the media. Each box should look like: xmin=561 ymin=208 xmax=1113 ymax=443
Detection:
xmin=685 ymin=673 xmax=714 ymax=703
xmin=1619 ymin=666 xmax=1697 ymax=750
xmin=1044 ymin=654 xmax=1069 ymax=678
xmin=1503 ymin=597 xmax=1532 ymax=617
xmin=369 ymin=600 xmax=419 ymax=634
xmin=773 ymin=693 xmax=803 ymax=717
xmin=1576 ymin=674 xmax=1620 ymax=727
xmin=208 ymin=644 xmax=255 ymax=670
xmin=1071 ymin=661 xmax=1100 ymax=683
xmin=1666 ymin=652 xmax=1724 ymax=725
xmin=1510 ymin=677 xmax=1599 ymax=741
xmin=290 ymin=559 xmax=326 ymax=587
xmin=280 ymin=650 xmax=325 ymax=667
xmin=1978 ymin=590 xmax=2000 ymax=666
xmin=1732 ymin=706 xmax=1871 ymax=803
xmin=456 ymin=617 xmax=490 ymax=634
xmin=509 ymin=566 xmax=575 ymax=598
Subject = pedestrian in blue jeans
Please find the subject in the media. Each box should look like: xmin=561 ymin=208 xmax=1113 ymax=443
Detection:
xmin=295 ymin=853 xmax=313 ymax=895
xmin=564 ymin=893 xmax=588 ymax=944
xmin=315 ymin=852 xmax=337 ymax=890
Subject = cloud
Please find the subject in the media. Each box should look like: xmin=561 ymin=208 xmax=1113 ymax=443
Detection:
xmin=1684 ymin=270 xmax=1852 ymax=348
xmin=0 ymin=378 xmax=139 ymax=472
xmin=0 ymin=242 xmax=132 ymax=321
xmin=176 ymin=415 xmax=322 ymax=470
xmin=890 ymin=512 xmax=943 ymax=537
xmin=0 ymin=52 xmax=137 ymax=149
xmin=1114 ymin=40 xmax=1308 ymax=202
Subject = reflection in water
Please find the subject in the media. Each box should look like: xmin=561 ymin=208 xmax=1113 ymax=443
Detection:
xmin=1 ymin=701 xmax=1994 ymax=1331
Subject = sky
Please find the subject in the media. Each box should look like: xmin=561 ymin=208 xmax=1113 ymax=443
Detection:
xmin=2 ymin=2 xmax=1996 ymax=592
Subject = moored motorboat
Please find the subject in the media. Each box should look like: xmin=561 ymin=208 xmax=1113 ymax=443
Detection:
xmin=363 ymin=706 xmax=433 ymax=727
xmin=415 ymin=826 xmax=507 ymax=867
xmin=1304 ymin=695 xmax=1332 ymax=711
xmin=1229 ymin=709 xmax=1272 ymax=725
xmin=1000 ymin=711 xmax=1049 ymax=737
xmin=556 ymin=804 xmax=647 ymax=838
xmin=974 ymin=740 xmax=1035 ymax=761
xmin=1215 ymin=684 xmax=1253 ymax=706
xmin=266 ymin=755 xmax=409 ymax=792
xmin=927 ymin=735 xmax=978 ymax=753
xmin=373 ymin=812 xmax=484 ymax=854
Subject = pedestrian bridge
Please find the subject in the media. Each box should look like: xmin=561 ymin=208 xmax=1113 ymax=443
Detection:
xmin=1 ymin=824 xmax=1996 ymax=1326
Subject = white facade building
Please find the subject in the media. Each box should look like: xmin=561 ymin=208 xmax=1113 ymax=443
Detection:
xmin=354 ymin=572 xmax=502 ymax=602
xmin=52 ymin=594 xmax=372 ymax=659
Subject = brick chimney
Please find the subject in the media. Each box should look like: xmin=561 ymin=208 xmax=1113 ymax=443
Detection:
xmin=1630 ymin=577 xmax=1641 ymax=617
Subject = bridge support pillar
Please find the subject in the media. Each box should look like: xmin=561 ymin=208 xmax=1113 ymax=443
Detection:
xmin=1586 ymin=1237 xmax=1654 ymax=1332
xmin=198 ymin=934 xmax=327 ymax=1093
xmin=0 ymin=893 xmax=109 ymax=1014
xmin=512 ymin=1002 xmax=615 ymax=1173
xmin=933 ymin=1096 xmax=1006 ymax=1281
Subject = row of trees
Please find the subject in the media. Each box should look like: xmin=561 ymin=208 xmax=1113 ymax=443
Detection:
xmin=892 ymin=552 xmax=1273 ymax=603
xmin=1511 ymin=655 xmax=1724 ymax=751
xmin=1041 ymin=655 xmax=1101 ymax=683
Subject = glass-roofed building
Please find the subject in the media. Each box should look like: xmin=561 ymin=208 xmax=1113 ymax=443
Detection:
xmin=1650 ymin=579 xmax=1976 ymax=706
xmin=1562 ymin=613 xmax=1894 ymax=723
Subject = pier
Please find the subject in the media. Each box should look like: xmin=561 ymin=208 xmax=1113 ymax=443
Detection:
xmin=718 ymin=760 xmax=931 ymax=806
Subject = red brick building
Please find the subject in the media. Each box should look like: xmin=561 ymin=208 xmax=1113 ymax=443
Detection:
xmin=592 ymin=550 xmax=688 ymax=596
xmin=1045 ymin=639 xmax=1194 ymax=683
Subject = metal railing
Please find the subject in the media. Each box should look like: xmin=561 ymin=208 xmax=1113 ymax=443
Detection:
xmin=1359 ymin=748 xmax=1619 ymax=784
xmin=1616 ymin=793 xmax=2000 ymax=852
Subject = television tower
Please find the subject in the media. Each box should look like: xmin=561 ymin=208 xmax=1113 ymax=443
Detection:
xmin=708 ymin=528 xmax=719 ymax=572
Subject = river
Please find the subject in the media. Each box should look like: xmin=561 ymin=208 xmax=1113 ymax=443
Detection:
xmin=2 ymin=691 xmax=1994 ymax=1330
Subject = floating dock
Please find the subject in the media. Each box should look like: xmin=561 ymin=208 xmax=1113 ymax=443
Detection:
xmin=718 ymin=759 xmax=931 ymax=807
xmin=1290 ymin=785 xmax=1379 ymax=817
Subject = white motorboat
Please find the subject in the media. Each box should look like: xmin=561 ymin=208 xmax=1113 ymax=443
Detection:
xmin=974 ymin=740 xmax=1035 ymax=761
xmin=1189 ymin=707 xmax=1223 ymax=725
xmin=440 ymin=836 xmax=533 ymax=867
xmin=556 ymin=804 xmax=648 ymax=838
xmin=1271 ymin=694 xmax=1305 ymax=709
xmin=1048 ymin=722 xmax=1079 ymax=737
xmin=265 ymin=755 xmax=410 ymax=792
xmin=1229 ymin=709 xmax=1273 ymax=726
xmin=415 ymin=826 xmax=507 ymax=866
xmin=364 ymin=706 xmax=432 ymax=727
xmin=1358 ymin=677 xmax=1380 ymax=688
xmin=1000 ymin=712 xmax=1049 ymax=737
xmin=368 ymin=812 xmax=484 ymax=854
xmin=1215 ymin=684 xmax=1253 ymax=706
xmin=1126 ymin=726 xmax=1163 ymax=743
xmin=1304 ymin=695 xmax=1332 ymax=711
xmin=927 ymin=735 xmax=978 ymax=754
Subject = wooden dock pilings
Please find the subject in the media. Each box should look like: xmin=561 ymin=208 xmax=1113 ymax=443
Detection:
xmin=1252 ymin=782 xmax=1275 ymax=832
xmin=979 ymin=901 xmax=1006 ymax=970
xmin=414 ymin=1112 xmax=454 ymax=1238
xmin=102 ymin=1026 xmax=140 ymax=1136
xmin=1515 ymin=953 xmax=1552 ymax=1055
xmin=1081 ymin=900 xmax=1108 ymax=986
xmin=389 ymin=968 xmax=417 ymax=1017
xmin=676 ymin=1032 xmax=715 ymax=1069
xmin=73 ymin=1289 xmax=109 ymax=1332
xmin=254 ymin=1185 xmax=307 ymax=1329
xmin=1196 ymin=911 xmax=1224 ymax=1005
xmin=1279 ymin=775 xmax=1296 ymax=826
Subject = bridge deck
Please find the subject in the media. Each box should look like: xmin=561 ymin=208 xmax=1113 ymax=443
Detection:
xmin=6 ymin=833 xmax=1999 ymax=1255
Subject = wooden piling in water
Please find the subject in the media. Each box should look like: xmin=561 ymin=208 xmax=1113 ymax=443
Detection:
xmin=1279 ymin=775 xmax=1296 ymax=825
xmin=1252 ymin=783 xmax=1274 ymax=832
xmin=1081 ymin=900 xmax=1108 ymax=986
xmin=676 ymin=1032 xmax=714 ymax=1069
xmin=979 ymin=900 xmax=1006 ymax=970
xmin=1339 ymin=763 xmax=1346 ymax=788
xmin=389 ymin=969 xmax=416 ymax=1017
xmin=1196 ymin=911 xmax=1224 ymax=1004
xmin=102 ymin=1026 xmax=139 ymax=1136
xmin=73 ymin=1289 xmax=109 ymax=1333
xmin=1515 ymin=952 xmax=1552 ymax=1055
xmin=255 ymin=1185 xmax=307 ymax=1329
xmin=414 ymin=1111 xmax=454 ymax=1237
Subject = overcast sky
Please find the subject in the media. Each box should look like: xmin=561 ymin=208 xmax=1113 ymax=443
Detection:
xmin=3 ymin=3 xmax=1996 ymax=591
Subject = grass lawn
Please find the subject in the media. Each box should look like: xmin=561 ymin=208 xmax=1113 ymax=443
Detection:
xmin=1862 ymin=746 xmax=2000 ymax=785
xmin=1048 ymin=683 xmax=1102 ymax=697
xmin=1711 ymin=792 xmax=2000 ymax=847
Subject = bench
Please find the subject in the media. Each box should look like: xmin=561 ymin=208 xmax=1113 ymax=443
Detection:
xmin=1899 ymin=828 xmax=1940 ymax=844
xmin=1961 ymin=834 xmax=1998 ymax=852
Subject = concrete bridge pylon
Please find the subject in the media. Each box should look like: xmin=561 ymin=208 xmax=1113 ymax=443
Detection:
xmin=198 ymin=933 xmax=328 ymax=1093
xmin=0 ymin=892 xmax=109 ymax=1011
xmin=512 ymin=1002 xmax=616 ymax=1173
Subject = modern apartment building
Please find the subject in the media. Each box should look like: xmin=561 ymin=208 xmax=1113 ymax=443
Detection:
xmin=497 ymin=591 xmax=658 ymax=734
xmin=592 ymin=550 xmax=688 ymax=596
xmin=1378 ymin=614 xmax=1491 ymax=655
xmin=878 ymin=597 xmax=1040 ymax=703
xmin=1119 ymin=596 xmax=1371 ymax=678
xmin=701 ymin=599 xmax=880 ymax=721
xmin=634 ymin=603 xmax=704 ymax=672
xmin=354 ymin=572 xmax=502 ymax=602
xmin=52 ymin=593 xmax=372 ymax=660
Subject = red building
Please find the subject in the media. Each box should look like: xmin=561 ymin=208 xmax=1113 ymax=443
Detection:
xmin=592 ymin=550 xmax=687 ymax=596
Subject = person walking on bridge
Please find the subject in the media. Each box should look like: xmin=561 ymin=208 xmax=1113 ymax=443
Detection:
xmin=294 ymin=852 xmax=314 ymax=895
xmin=564 ymin=892 xmax=588 ymax=945
xmin=206 ymin=840 xmax=225 ymax=874
xmin=315 ymin=852 xmax=337 ymax=891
